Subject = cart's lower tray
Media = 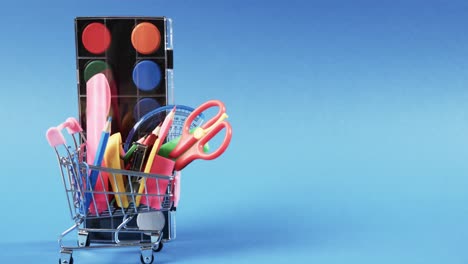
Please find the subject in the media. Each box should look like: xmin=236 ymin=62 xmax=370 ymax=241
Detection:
xmin=84 ymin=210 xmax=176 ymax=243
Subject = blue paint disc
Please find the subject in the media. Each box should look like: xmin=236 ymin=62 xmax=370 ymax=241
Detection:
xmin=132 ymin=60 xmax=162 ymax=91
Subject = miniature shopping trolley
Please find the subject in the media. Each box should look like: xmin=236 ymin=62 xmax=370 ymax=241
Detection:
xmin=47 ymin=117 xmax=177 ymax=264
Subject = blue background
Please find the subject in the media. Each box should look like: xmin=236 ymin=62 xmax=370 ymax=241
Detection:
xmin=1 ymin=0 xmax=468 ymax=263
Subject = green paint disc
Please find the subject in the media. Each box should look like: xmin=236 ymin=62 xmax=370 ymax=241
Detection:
xmin=84 ymin=60 xmax=111 ymax=82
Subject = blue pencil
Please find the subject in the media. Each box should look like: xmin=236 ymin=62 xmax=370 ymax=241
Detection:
xmin=85 ymin=117 xmax=112 ymax=214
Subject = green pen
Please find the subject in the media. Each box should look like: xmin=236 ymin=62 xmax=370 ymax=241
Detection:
xmin=122 ymin=142 xmax=141 ymax=162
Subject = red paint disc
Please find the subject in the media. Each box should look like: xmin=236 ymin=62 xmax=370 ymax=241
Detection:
xmin=82 ymin=22 xmax=111 ymax=54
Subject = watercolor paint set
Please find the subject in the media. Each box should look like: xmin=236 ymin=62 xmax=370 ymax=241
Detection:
xmin=75 ymin=16 xmax=174 ymax=141
xmin=74 ymin=16 xmax=174 ymax=244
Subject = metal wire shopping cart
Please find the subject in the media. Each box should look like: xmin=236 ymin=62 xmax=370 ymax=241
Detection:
xmin=47 ymin=118 xmax=178 ymax=264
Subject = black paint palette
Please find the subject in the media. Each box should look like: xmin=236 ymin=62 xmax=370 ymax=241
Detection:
xmin=75 ymin=17 xmax=174 ymax=139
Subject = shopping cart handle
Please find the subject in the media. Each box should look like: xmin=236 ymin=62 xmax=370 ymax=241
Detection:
xmin=46 ymin=117 xmax=83 ymax=147
xmin=62 ymin=117 xmax=83 ymax=134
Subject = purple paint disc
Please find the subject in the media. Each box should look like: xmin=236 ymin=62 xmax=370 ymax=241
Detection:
xmin=133 ymin=98 xmax=160 ymax=121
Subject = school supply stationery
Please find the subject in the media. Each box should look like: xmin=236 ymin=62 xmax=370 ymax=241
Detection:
xmin=158 ymin=128 xmax=210 ymax=158
xmin=137 ymin=107 xmax=176 ymax=208
xmin=142 ymin=124 xmax=161 ymax=147
xmin=75 ymin=17 xmax=174 ymax=141
xmin=124 ymin=143 xmax=149 ymax=204
xmin=85 ymin=117 xmax=112 ymax=213
xmin=86 ymin=73 xmax=112 ymax=214
xmin=86 ymin=73 xmax=111 ymax=165
xmin=102 ymin=132 xmax=128 ymax=208
xmin=169 ymin=100 xmax=232 ymax=171
xmin=129 ymin=144 xmax=149 ymax=172
xmin=123 ymin=105 xmax=205 ymax=152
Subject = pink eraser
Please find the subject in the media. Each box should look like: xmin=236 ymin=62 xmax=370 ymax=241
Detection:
xmin=140 ymin=155 xmax=175 ymax=209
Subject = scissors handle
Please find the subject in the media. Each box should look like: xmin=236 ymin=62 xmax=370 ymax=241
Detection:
xmin=169 ymin=100 xmax=227 ymax=159
xmin=174 ymin=121 xmax=232 ymax=171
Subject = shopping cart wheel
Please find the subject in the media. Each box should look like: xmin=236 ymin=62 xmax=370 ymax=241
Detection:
xmin=58 ymin=257 xmax=73 ymax=264
xmin=59 ymin=249 xmax=73 ymax=264
xmin=152 ymin=242 xmax=164 ymax=252
xmin=59 ymin=256 xmax=74 ymax=264
xmin=140 ymin=253 xmax=154 ymax=264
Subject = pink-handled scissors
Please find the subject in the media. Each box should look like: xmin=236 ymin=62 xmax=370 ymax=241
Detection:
xmin=169 ymin=100 xmax=232 ymax=171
